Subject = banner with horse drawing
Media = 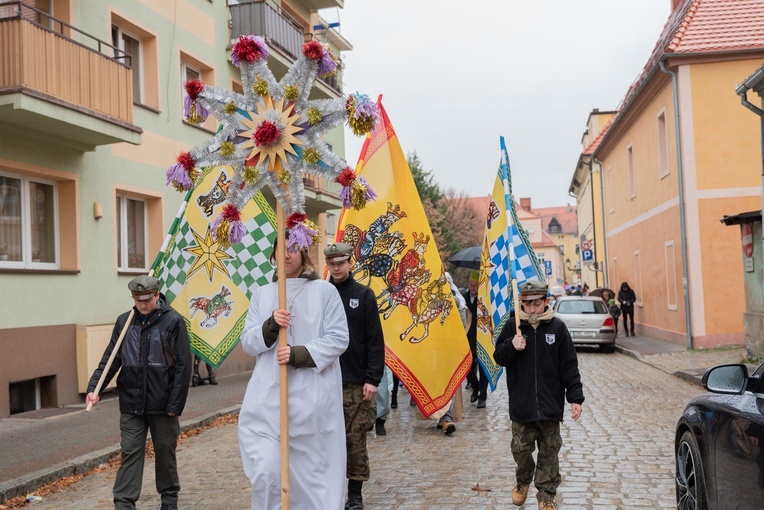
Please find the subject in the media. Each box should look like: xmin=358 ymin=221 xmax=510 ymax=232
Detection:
xmin=153 ymin=166 xmax=276 ymax=368
xmin=335 ymin=98 xmax=471 ymax=417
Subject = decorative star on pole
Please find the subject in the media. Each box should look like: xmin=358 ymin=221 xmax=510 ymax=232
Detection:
xmin=166 ymin=35 xmax=379 ymax=250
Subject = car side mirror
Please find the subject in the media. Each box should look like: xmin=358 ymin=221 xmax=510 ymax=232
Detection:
xmin=703 ymin=364 xmax=748 ymax=395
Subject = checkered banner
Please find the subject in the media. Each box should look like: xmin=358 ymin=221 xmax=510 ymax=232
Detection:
xmin=476 ymin=137 xmax=544 ymax=390
xmin=153 ymin=166 xmax=276 ymax=368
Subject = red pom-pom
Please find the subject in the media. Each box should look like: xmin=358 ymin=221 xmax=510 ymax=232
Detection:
xmin=222 ymin=204 xmax=241 ymax=222
xmin=336 ymin=167 xmax=356 ymax=187
xmin=302 ymin=41 xmax=324 ymax=60
xmin=253 ymin=120 xmax=281 ymax=147
xmin=286 ymin=212 xmax=307 ymax=228
xmin=232 ymin=36 xmax=267 ymax=63
xmin=177 ymin=152 xmax=196 ymax=170
xmin=184 ymin=80 xmax=204 ymax=100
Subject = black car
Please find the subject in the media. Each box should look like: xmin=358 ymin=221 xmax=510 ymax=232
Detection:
xmin=675 ymin=361 xmax=764 ymax=509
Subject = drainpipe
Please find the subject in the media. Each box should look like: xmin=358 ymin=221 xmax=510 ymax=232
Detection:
xmin=659 ymin=58 xmax=693 ymax=350
xmin=592 ymin=157 xmax=609 ymax=288
xmin=587 ymin=158 xmax=600 ymax=287
xmin=735 ymin=74 xmax=764 ymax=297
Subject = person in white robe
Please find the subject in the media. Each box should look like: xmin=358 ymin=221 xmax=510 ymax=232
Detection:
xmin=239 ymin=241 xmax=349 ymax=510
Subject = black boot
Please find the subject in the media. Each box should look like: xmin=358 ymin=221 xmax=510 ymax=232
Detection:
xmin=390 ymin=392 xmax=398 ymax=409
xmin=375 ymin=418 xmax=386 ymax=436
xmin=346 ymin=480 xmax=364 ymax=510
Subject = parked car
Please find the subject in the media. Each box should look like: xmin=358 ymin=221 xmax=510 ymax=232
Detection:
xmin=552 ymin=296 xmax=616 ymax=352
xmin=675 ymin=362 xmax=764 ymax=509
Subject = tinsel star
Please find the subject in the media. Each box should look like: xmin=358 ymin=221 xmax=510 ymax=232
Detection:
xmin=167 ymin=36 xmax=380 ymax=250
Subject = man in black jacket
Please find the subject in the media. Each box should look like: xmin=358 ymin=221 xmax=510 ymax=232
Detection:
xmin=493 ymin=280 xmax=584 ymax=510
xmin=325 ymin=242 xmax=385 ymax=510
xmin=86 ymin=275 xmax=191 ymax=510
xmin=462 ymin=271 xmax=487 ymax=408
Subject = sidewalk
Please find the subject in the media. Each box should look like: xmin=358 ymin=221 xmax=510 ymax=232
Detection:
xmin=0 ymin=333 xmax=754 ymax=504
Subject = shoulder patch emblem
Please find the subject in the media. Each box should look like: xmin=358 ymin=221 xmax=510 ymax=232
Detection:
xmin=349 ymin=298 xmax=359 ymax=309
xmin=545 ymin=334 xmax=556 ymax=345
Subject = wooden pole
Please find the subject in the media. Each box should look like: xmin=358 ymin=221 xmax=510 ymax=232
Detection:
xmin=276 ymin=204 xmax=290 ymax=508
xmin=512 ymin=278 xmax=521 ymax=331
xmin=85 ymin=309 xmax=135 ymax=412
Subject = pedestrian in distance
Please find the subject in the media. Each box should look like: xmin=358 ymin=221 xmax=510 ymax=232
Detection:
xmin=462 ymin=271 xmax=488 ymax=409
xmin=85 ymin=275 xmax=192 ymax=510
xmin=325 ymin=242 xmax=385 ymax=510
xmin=192 ymin=354 xmax=217 ymax=385
xmin=618 ymin=281 xmax=637 ymax=337
xmin=493 ymin=280 xmax=584 ymax=510
xmin=238 ymin=236 xmax=349 ymax=510
xmin=608 ymin=298 xmax=622 ymax=337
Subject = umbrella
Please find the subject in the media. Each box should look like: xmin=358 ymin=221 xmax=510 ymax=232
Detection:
xmin=448 ymin=246 xmax=482 ymax=270
xmin=589 ymin=287 xmax=615 ymax=299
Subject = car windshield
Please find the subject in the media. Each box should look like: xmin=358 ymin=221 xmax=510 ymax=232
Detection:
xmin=557 ymin=300 xmax=607 ymax=314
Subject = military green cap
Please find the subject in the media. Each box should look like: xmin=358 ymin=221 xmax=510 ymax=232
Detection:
xmin=323 ymin=242 xmax=352 ymax=261
xmin=518 ymin=280 xmax=548 ymax=299
xmin=128 ymin=275 xmax=159 ymax=300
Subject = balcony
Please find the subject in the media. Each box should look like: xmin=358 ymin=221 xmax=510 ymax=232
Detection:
xmin=230 ymin=1 xmax=342 ymax=94
xmin=0 ymin=2 xmax=141 ymax=150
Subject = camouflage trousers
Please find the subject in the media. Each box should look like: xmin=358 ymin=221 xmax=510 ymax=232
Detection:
xmin=343 ymin=383 xmax=377 ymax=481
xmin=511 ymin=420 xmax=563 ymax=502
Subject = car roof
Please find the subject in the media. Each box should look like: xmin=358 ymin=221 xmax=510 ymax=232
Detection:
xmin=556 ymin=296 xmax=603 ymax=301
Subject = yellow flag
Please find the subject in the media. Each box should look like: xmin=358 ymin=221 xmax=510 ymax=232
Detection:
xmin=336 ymin=99 xmax=471 ymax=417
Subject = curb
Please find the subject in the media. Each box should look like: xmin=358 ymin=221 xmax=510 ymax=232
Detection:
xmin=0 ymin=405 xmax=242 ymax=504
xmin=614 ymin=344 xmax=704 ymax=388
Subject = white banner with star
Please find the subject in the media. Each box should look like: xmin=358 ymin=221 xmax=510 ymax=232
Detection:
xmin=153 ymin=166 xmax=276 ymax=368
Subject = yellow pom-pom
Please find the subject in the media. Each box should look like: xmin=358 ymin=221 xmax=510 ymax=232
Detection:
xmin=283 ymin=85 xmax=299 ymax=102
xmin=304 ymin=219 xmax=321 ymax=244
xmin=347 ymin=115 xmax=375 ymax=137
xmin=278 ymin=169 xmax=291 ymax=184
xmin=302 ymin=147 xmax=320 ymax=165
xmin=214 ymin=220 xmax=232 ymax=249
xmin=243 ymin=166 xmax=259 ymax=186
xmin=186 ymin=102 xmax=202 ymax=125
xmin=254 ymin=79 xmax=269 ymax=96
xmin=219 ymin=141 xmax=236 ymax=158
xmin=350 ymin=181 xmax=368 ymax=210
xmin=224 ymin=102 xmax=237 ymax=115
xmin=306 ymin=107 xmax=323 ymax=126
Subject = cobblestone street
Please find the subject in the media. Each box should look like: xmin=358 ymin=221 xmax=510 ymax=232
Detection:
xmin=30 ymin=350 xmax=702 ymax=509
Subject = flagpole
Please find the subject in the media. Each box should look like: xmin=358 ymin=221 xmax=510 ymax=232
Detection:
xmin=500 ymin=137 xmax=522 ymax=331
xmin=87 ymin=190 xmax=194 ymax=412
xmin=276 ymin=204 xmax=290 ymax=509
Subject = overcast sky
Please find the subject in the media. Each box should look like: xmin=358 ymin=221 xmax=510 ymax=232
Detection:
xmin=328 ymin=0 xmax=672 ymax=208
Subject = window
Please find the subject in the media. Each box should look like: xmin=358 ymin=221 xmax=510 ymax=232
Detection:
xmin=111 ymin=14 xmax=158 ymax=109
xmin=657 ymin=110 xmax=670 ymax=178
xmin=548 ymin=218 xmax=562 ymax=234
xmin=0 ymin=172 xmax=58 ymax=268
xmin=665 ymin=241 xmax=678 ymax=310
xmin=116 ymin=194 xmax=147 ymax=271
xmin=112 ymin=25 xmax=143 ymax=104
xmin=558 ymin=244 xmax=565 ymax=255
xmin=537 ymin=253 xmax=545 ymax=265
xmin=627 ymin=144 xmax=636 ymax=198
xmin=606 ymin=166 xmax=614 ymax=213
xmin=180 ymin=52 xmax=215 ymax=129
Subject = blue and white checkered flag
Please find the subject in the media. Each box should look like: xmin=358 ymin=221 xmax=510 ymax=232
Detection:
xmin=475 ymin=137 xmax=545 ymax=390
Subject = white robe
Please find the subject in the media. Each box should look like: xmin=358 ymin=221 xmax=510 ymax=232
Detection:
xmin=239 ymin=277 xmax=349 ymax=510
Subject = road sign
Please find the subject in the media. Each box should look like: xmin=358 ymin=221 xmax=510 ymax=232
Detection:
xmin=544 ymin=260 xmax=552 ymax=276
xmin=742 ymin=223 xmax=754 ymax=258
xmin=582 ymin=249 xmax=594 ymax=265
xmin=580 ymin=239 xmax=592 ymax=251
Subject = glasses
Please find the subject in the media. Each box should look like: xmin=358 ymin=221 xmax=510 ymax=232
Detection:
xmin=520 ymin=298 xmax=546 ymax=308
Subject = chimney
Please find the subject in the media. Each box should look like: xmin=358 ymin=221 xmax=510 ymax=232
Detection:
xmin=520 ymin=197 xmax=531 ymax=211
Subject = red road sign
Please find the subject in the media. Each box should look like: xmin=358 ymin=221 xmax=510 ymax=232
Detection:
xmin=742 ymin=223 xmax=754 ymax=258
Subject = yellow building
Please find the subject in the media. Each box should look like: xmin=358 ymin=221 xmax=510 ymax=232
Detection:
xmin=0 ymin=0 xmax=351 ymax=417
xmin=520 ymin=198 xmax=579 ymax=286
xmin=570 ymin=111 xmax=615 ymax=290
xmin=591 ymin=0 xmax=764 ymax=348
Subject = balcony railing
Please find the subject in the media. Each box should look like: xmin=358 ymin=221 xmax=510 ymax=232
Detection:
xmin=230 ymin=1 xmax=304 ymax=62
xmin=0 ymin=1 xmax=136 ymax=128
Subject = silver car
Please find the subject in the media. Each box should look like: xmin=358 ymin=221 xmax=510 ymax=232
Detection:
xmin=552 ymin=296 xmax=616 ymax=352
